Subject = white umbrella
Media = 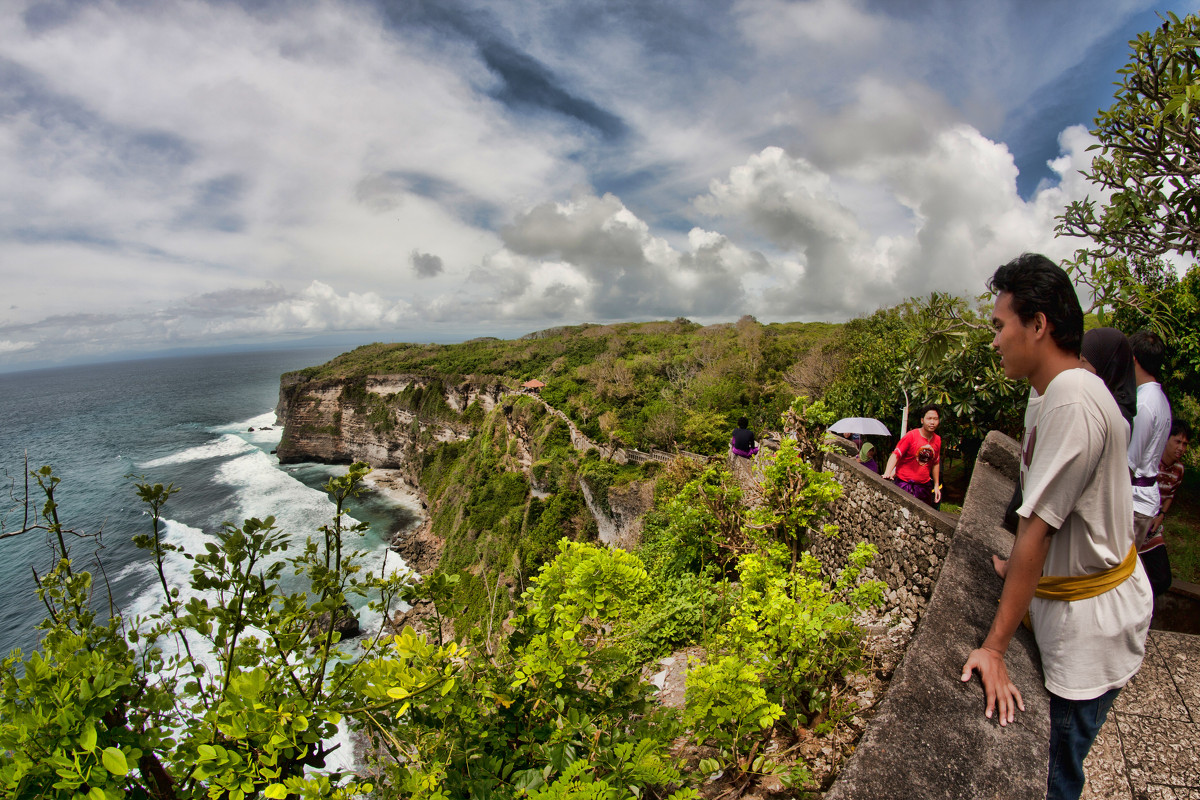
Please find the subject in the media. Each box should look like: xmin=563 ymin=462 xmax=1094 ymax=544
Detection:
xmin=829 ymin=417 xmax=891 ymax=436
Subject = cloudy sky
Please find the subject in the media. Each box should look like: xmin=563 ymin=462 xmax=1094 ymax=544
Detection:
xmin=0 ymin=0 xmax=1189 ymax=369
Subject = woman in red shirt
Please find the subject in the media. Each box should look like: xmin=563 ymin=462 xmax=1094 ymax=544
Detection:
xmin=882 ymin=404 xmax=942 ymax=506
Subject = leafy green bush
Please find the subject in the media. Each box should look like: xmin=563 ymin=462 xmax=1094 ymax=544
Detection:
xmin=624 ymin=432 xmax=884 ymax=792
xmin=1 ymin=464 xmax=402 ymax=799
xmin=637 ymin=467 xmax=737 ymax=580
xmin=356 ymin=541 xmax=692 ymax=799
xmin=620 ymin=571 xmax=729 ymax=664
xmin=683 ymin=541 xmax=882 ymax=787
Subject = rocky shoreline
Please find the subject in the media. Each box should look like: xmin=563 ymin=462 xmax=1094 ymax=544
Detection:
xmin=362 ymin=468 xmax=442 ymax=578
xmin=358 ymin=467 xmax=449 ymax=644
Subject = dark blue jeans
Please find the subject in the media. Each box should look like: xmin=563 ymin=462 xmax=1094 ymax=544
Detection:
xmin=1047 ymin=687 xmax=1120 ymax=800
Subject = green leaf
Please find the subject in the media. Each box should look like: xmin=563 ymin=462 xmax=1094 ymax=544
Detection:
xmin=264 ymin=784 xmax=289 ymax=799
xmin=101 ymin=747 xmax=128 ymax=776
xmin=79 ymin=723 xmax=98 ymax=752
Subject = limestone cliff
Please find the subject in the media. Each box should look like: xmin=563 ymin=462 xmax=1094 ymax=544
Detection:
xmin=276 ymin=370 xmax=658 ymax=572
xmin=274 ymin=373 xmax=503 ymax=471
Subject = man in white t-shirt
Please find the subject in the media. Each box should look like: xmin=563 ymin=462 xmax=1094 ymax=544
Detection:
xmin=1127 ymin=330 xmax=1172 ymax=549
xmin=961 ymin=254 xmax=1153 ymax=800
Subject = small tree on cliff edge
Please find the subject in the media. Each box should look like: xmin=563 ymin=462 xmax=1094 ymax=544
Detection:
xmin=1056 ymin=11 xmax=1200 ymax=321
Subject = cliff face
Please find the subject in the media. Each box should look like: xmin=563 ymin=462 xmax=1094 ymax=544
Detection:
xmin=274 ymin=373 xmax=503 ymax=470
xmin=277 ymin=371 xmax=657 ymax=573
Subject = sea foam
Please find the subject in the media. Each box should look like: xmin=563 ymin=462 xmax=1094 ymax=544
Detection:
xmin=140 ymin=434 xmax=255 ymax=468
xmin=213 ymin=412 xmax=283 ymax=449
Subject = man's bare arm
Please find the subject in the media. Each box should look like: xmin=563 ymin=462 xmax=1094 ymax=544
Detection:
xmin=882 ymin=451 xmax=900 ymax=480
xmin=1155 ymin=494 xmax=1175 ymax=528
xmin=961 ymin=513 xmax=1053 ymax=725
xmin=933 ymin=461 xmax=942 ymax=503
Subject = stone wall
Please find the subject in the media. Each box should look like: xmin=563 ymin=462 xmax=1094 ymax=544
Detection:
xmin=825 ymin=430 xmax=1050 ymax=800
xmin=811 ymin=452 xmax=957 ymax=625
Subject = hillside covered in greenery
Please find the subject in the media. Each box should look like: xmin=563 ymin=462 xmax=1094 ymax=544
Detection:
xmin=288 ymin=317 xmax=840 ymax=455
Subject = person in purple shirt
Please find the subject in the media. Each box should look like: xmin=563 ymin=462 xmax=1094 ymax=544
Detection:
xmin=730 ymin=417 xmax=758 ymax=458
xmin=857 ymin=441 xmax=880 ymax=473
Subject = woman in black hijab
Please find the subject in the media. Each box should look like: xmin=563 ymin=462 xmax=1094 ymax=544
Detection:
xmin=1080 ymin=326 xmax=1138 ymax=430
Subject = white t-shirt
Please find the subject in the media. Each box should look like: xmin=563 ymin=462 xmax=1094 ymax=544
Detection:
xmin=1018 ymin=368 xmax=1152 ymax=700
xmin=1128 ymin=381 xmax=1172 ymax=517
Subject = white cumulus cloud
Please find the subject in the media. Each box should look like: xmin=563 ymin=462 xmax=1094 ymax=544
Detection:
xmin=0 ymin=0 xmax=1177 ymax=370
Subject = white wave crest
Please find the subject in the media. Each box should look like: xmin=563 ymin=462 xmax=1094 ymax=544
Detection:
xmin=211 ymin=410 xmax=278 ymax=433
xmin=217 ymin=450 xmax=343 ymax=532
xmin=141 ymin=434 xmax=255 ymax=468
xmin=211 ymin=411 xmax=284 ymax=446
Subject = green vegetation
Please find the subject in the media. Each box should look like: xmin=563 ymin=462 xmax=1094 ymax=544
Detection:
xmin=1051 ymin=10 xmax=1200 ymax=444
xmin=1108 ymin=261 xmax=1200 ymax=415
xmin=822 ymin=294 xmax=1024 ymax=470
xmin=285 ymin=318 xmax=841 ymax=455
xmin=2 ymin=409 xmax=885 ymax=798
xmin=363 ymin=417 xmax=884 ymax=796
xmin=1057 ymin=11 xmax=1200 ymax=285
xmin=1163 ymin=465 xmax=1200 ymax=585
xmin=1 ymin=464 xmax=404 ymax=799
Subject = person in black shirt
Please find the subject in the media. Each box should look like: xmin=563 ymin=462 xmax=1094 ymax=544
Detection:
xmin=730 ymin=417 xmax=758 ymax=458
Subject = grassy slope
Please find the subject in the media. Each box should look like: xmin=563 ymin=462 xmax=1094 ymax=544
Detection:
xmin=418 ymin=394 xmax=661 ymax=636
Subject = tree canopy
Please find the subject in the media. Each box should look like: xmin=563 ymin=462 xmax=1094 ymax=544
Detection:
xmin=822 ymin=293 xmax=1023 ymax=457
xmin=1057 ymin=11 xmax=1200 ymax=318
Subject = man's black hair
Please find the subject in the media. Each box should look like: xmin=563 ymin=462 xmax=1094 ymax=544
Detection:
xmin=1170 ymin=418 xmax=1191 ymax=440
xmin=988 ymin=253 xmax=1084 ymax=355
xmin=737 ymin=416 xmax=749 ymax=429
xmin=918 ymin=403 xmax=941 ymax=418
xmin=1129 ymin=330 xmax=1166 ymax=382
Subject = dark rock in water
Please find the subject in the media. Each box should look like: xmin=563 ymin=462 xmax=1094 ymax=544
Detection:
xmin=248 ymin=427 xmax=255 ymax=432
xmin=270 ymin=449 xmax=277 ymax=454
xmin=316 ymin=604 xmax=361 ymax=641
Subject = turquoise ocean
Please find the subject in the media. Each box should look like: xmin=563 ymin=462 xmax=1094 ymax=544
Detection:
xmin=0 ymin=347 xmax=420 ymax=681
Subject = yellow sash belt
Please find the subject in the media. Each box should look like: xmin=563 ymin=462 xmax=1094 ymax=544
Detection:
xmin=1022 ymin=544 xmax=1138 ymax=628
